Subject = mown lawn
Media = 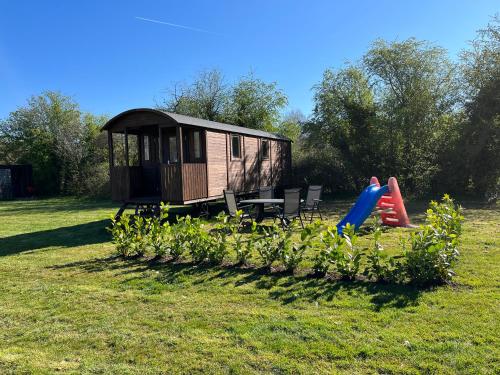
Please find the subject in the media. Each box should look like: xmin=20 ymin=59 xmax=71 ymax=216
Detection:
xmin=0 ymin=197 xmax=498 ymax=374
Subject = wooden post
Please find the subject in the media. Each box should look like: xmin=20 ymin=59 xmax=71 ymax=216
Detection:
xmin=158 ymin=125 xmax=163 ymax=164
xmin=177 ymin=125 xmax=184 ymax=200
xmin=242 ymin=136 xmax=246 ymax=191
xmin=107 ymin=131 xmax=114 ymax=169
xmin=177 ymin=125 xmax=183 ymax=164
xmin=204 ymin=130 xmax=209 ymax=196
xmin=225 ymin=134 xmax=229 ymax=190
xmin=269 ymin=139 xmax=273 ymax=186
xmin=124 ymin=128 xmax=129 ymax=167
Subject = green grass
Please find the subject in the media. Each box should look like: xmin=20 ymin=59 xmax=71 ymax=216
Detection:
xmin=0 ymin=197 xmax=498 ymax=374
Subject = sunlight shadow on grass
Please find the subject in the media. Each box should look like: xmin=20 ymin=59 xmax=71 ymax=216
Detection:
xmin=0 ymin=219 xmax=111 ymax=256
xmin=51 ymin=255 xmax=423 ymax=310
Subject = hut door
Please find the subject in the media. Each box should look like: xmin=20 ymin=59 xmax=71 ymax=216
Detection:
xmin=141 ymin=133 xmax=161 ymax=197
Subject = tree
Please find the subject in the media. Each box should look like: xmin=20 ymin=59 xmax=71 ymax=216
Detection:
xmin=227 ymin=74 xmax=288 ymax=132
xmin=158 ymin=69 xmax=229 ymax=122
xmin=460 ymin=16 xmax=500 ymax=197
xmin=159 ymin=71 xmax=288 ymax=132
xmin=363 ymin=38 xmax=460 ymax=193
xmin=277 ymin=110 xmax=304 ymax=142
xmin=304 ymin=66 xmax=381 ymax=190
xmin=0 ymin=92 xmax=108 ymax=196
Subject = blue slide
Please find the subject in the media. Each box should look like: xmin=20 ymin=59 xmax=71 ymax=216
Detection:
xmin=337 ymin=184 xmax=389 ymax=235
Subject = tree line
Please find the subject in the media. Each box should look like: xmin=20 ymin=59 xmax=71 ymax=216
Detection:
xmin=0 ymin=17 xmax=498 ymax=199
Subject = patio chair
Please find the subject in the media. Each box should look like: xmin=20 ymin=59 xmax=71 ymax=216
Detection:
xmin=223 ymin=190 xmax=253 ymax=224
xmin=302 ymin=185 xmax=323 ymax=222
xmin=274 ymin=188 xmax=304 ymax=228
xmin=259 ymin=186 xmax=279 ymax=215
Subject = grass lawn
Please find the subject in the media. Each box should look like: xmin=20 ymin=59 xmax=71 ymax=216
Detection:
xmin=0 ymin=197 xmax=498 ymax=374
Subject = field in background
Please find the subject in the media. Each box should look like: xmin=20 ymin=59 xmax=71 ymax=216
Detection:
xmin=0 ymin=197 xmax=498 ymax=374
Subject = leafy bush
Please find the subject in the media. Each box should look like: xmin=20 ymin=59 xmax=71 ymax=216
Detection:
xmin=362 ymin=221 xmax=405 ymax=282
xmin=183 ymin=216 xmax=210 ymax=263
xmin=232 ymin=212 xmax=253 ymax=265
xmin=403 ymin=195 xmax=464 ymax=285
xmin=169 ymin=216 xmax=189 ymax=261
xmin=255 ymin=222 xmax=282 ymax=269
xmin=131 ymin=216 xmax=150 ymax=257
xmin=281 ymin=221 xmax=321 ymax=273
xmin=207 ymin=212 xmax=231 ymax=264
xmin=107 ymin=194 xmax=464 ymax=288
xmin=313 ymin=225 xmax=344 ymax=276
xmin=149 ymin=204 xmax=171 ymax=258
xmin=333 ymin=224 xmax=363 ymax=280
xmin=108 ymin=213 xmax=135 ymax=257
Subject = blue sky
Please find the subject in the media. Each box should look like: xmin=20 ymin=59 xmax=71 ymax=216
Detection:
xmin=0 ymin=0 xmax=498 ymax=119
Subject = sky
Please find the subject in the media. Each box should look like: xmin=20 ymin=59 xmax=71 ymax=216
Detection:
xmin=0 ymin=0 xmax=498 ymax=120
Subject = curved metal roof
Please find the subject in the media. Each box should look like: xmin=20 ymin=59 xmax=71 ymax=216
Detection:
xmin=101 ymin=108 xmax=290 ymax=141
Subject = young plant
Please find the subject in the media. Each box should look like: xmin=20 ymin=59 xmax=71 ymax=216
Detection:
xmin=312 ymin=225 xmax=343 ymax=276
xmin=108 ymin=213 xmax=135 ymax=257
xmin=334 ymin=224 xmax=363 ymax=280
xmin=131 ymin=215 xmax=150 ymax=257
xmin=255 ymin=222 xmax=282 ymax=270
xmin=363 ymin=219 xmax=388 ymax=281
xmin=169 ymin=216 xmax=188 ymax=261
xmin=207 ymin=212 xmax=231 ymax=264
xmin=149 ymin=204 xmax=171 ymax=259
xmin=231 ymin=211 xmax=253 ymax=265
xmin=403 ymin=195 xmax=464 ymax=285
xmin=281 ymin=220 xmax=321 ymax=273
xmin=184 ymin=216 xmax=210 ymax=263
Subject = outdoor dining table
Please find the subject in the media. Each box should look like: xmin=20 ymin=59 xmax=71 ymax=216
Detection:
xmin=238 ymin=198 xmax=284 ymax=222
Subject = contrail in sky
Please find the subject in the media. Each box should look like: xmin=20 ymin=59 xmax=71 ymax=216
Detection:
xmin=135 ymin=16 xmax=222 ymax=36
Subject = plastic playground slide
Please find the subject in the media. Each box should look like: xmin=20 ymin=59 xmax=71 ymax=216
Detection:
xmin=336 ymin=183 xmax=389 ymax=235
xmin=370 ymin=176 xmax=412 ymax=227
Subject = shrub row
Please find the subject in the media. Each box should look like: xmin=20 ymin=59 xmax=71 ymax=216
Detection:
xmin=109 ymin=196 xmax=463 ymax=286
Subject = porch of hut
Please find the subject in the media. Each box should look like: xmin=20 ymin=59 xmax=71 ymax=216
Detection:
xmin=108 ymin=122 xmax=208 ymax=205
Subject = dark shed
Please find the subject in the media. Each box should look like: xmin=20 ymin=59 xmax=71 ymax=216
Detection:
xmin=0 ymin=165 xmax=33 ymax=200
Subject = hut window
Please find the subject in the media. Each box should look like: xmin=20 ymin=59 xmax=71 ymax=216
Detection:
xmin=193 ymin=131 xmax=201 ymax=159
xmin=231 ymin=135 xmax=241 ymax=159
xmin=168 ymin=136 xmax=178 ymax=162
xmin=128 ymin=134 xmax=140 ymax=166
xmin=261 ymin=140 xmax=269 ymax=160
xmin=144 ymin=135 xmax=150 ymax=161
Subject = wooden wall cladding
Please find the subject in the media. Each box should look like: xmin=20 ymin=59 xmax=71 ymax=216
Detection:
xmin=182 ymin=163 xmax=207 ymax=201
xmin=206 ymin=131 xmax=228 ymax=197
xmin=160 ymin=164 xmax=182 ymax=202
xmin=244 ymin=136 xmax=259 ymax=191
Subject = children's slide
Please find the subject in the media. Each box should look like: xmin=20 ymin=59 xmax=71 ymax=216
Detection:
xmin=336 ymin=183 xmax=389 ymax=235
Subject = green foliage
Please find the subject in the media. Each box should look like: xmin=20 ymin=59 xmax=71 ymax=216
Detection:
xmin=363 ymin=221 xmax=387 ymax=281
xmin=460 ymin=16 xmax=500 ymax=197
xmin=282 ymin=221 xmax=322 ymax=272
xmin=228 ymin=73 xmax=288 ymax=132
xmin=170 ymin=216 xmax=189 ymax=260
xmin=231 ymin=211 xmax=253 ymax=265
xmin=108 ymin=214 xmax=135 ymax=257
xmin=158 ymin=69 xmax=288 ymax=132
xmin=131 ymin=216 xmax=149 ymax=257
xmin=184 ymin=216 xmax=210 ymax=263
xmin=362 ymin=219 xmax=405 ymax=282
xmin=313 ymin=225 xmax=342 ymax=276
xmin=403 ymin=195 xmax=464 ymax=285
xmin=255 ymin=222 xmax=283 ymax=269
xmin=333 ymin=224 xmax=363 ymax=280
xmin=149 ymin=204 xmax=171 ymax=258
xmin=300 ymin=26 xmax=499 ymax=198
xmin=0 ymin=92 xmax=109 ymax=196
xmin=207 ymin=212 xmax=231 ymax=264
xmin=107 ymin=196 xmax=464 ymax=285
